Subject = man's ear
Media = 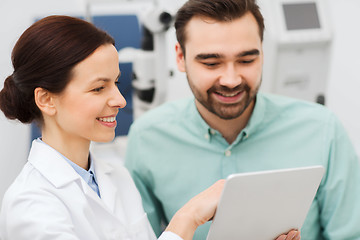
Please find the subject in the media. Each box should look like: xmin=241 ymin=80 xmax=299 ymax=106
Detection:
xmin=175 ymin=42 xmax=186 ymax=72
xmin=34 ymin=87 xmax=56 ymax=116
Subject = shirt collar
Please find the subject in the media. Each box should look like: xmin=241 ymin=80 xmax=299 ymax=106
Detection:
xmin=241 ymin=92 xmax=266 ymax=137
xmin=189 ymin=93 xmax=266 ymax=143
xmin=189 ymin=98 xmax=216 ymax=141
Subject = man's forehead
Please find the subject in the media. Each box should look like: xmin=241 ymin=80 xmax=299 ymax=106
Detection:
xmin=183 ymin=13 xmax=262 ymax=57
xmin=184 ymin=13 xmax=261 ymax=43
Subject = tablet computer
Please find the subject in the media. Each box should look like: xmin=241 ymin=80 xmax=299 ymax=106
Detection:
xmin=207 ymin=165 xmax=324 ymax=240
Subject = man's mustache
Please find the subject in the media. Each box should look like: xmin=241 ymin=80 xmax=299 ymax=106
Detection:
xmin=208 ymin=83 xmax=251 ymax=94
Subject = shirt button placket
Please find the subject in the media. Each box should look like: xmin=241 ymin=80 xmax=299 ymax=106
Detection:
xmin=225 ymin=149 xmax=231 ymax=157
xmin=204 ymin=133 xmax=210 ymax=140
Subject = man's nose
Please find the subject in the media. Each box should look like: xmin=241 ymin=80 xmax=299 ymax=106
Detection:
xmin=219 ymin=64 xmax=242 ymax=88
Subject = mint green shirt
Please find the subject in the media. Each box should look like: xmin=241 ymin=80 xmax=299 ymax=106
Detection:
xmin=125 ymin=92 xmax=360 ymax=240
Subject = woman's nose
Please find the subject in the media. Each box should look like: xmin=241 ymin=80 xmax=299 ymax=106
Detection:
xmin=108 ymin=85 xmax=127 ymax=109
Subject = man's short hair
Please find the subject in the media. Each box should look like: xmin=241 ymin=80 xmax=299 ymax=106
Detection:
xmin=175 ymin=0 xmax=265 ymax=54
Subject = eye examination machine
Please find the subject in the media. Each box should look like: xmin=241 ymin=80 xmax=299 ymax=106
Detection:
xmin=117 ymin=2 xmax=175 ymax=119
xmin=258 ymin=0 xmax=332 ymax=104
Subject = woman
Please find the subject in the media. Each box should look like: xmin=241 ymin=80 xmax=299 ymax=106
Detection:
xmin=0 ymin=15 xmax=299 ymax=240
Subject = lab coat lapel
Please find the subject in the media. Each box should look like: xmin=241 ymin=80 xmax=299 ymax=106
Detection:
xmin=29 ymin=140 xmax=118 ymax=215
xmin=28 ymin=140 xmax=82 ymax=188
xmin=29 ymin=140 xmax=127 ymax=226
xmin=93 ymin=157 xmax=118 ymax=214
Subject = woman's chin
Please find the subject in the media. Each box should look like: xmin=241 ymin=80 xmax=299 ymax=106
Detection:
xmin=92 ymin=134 xmax=116 ymax=143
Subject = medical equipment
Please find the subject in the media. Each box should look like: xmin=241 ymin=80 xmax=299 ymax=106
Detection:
xmin=118 ymin=2 xmax=174 ymax=119
xmin=258 ymin=0 xmax=332 ymax=104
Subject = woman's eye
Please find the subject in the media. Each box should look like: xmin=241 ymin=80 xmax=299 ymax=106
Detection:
xmin=92 ymin=86 xmax=105 ymax=92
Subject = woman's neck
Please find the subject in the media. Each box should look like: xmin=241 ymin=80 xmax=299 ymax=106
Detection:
xmin=41 ymin=128 xmax=90 ymax=170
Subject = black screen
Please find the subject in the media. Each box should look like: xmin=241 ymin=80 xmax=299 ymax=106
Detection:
xmin=283 ymin=2 xmax=321 ymax=30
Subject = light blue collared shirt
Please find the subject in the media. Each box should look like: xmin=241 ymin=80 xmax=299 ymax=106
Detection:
xmin=36 ymin=138 xmax=101 ymax=198
xmin=125 ymin=92 xmax=360 ymax=240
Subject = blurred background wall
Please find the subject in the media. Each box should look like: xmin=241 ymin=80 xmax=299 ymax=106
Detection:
xmin=0 ymin=0 xmax=359 ymax=205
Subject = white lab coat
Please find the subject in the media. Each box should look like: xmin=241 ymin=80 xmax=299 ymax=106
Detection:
xmin=0 ymin=140 xmax=179 ymax=240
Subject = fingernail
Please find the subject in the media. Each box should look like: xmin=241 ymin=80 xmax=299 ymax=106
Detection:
xmin=290 ymin=231 xmax=297 ymax=239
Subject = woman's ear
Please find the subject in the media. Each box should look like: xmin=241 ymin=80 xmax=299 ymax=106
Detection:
xmin=34 ymin=87 xmax=56 ymax=116
xmin=175 ymin=42 xmax=186 ymax=72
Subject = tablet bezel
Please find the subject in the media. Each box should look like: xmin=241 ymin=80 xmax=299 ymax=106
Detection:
xmin=207 ymin=165 xmax=325 ymax=240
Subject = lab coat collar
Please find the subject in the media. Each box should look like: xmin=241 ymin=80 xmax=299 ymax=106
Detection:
xmin=28 ymin=140 xmax=120 ymax=215
xmin=28 ymin=140 xmax=81 ymax=188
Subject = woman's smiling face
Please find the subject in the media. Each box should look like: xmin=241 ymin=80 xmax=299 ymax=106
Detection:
xmin=52 ymin=44 xmax=126 ymax=143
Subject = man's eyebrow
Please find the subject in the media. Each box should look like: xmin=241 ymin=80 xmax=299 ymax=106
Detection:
xmin=195 ymin=49 xmax=260 ymax=60
xmin=195 ymin=53 xmax=222 ymax=60
xmin=237 ymin=49 xmax=260 ymax=57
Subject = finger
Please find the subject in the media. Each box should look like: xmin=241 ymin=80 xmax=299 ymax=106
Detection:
xmin=293 ymin=231 xmax=301 ymax=240
xmin=285 ymin=231 xmax=295 ymax=240
xmin=285 ymin=230 xmax=299 ymax=240
xmin=276 ymin=235 xmax=286 ymax=240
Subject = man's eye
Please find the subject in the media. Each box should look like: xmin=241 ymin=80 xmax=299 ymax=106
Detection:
xmin=241 ymin=59 xmax=255 ymax=64
xmin=203 ymin=62 xmax=219 ymax=67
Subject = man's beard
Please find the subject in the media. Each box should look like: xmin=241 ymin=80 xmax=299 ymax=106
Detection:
xmin=187 ymin=76 xmax=260 ymax=120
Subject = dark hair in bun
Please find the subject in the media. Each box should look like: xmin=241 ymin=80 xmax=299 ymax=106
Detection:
xmin=0 ymin=75 xmax=40 ymax=123
xmin=0 ymin=15 xmax=115 ymax=124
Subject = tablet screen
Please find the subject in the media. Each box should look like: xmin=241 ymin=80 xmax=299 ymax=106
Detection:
xmin=207 ymin=166 xmax=324 ymax=240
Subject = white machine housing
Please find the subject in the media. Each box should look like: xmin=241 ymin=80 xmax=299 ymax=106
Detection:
xmin=259 ymin=0 xmax=332 ymax=104
xmin=118 ymin=5 xmax=174 ymax=119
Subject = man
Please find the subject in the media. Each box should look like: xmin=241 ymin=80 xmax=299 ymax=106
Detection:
xmin=125 ymin=0 xmax=360 ymax=239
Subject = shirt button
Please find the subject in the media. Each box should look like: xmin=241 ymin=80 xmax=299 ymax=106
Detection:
xmin=204 ymin=134 xmax=210 ymax=140
xmin=243 ymin=132 xmax=249 ymax=139
xmin=225 ymin=150 xmax=231 ymax=157
xmin=210 ymin=129 xmax=216 ymax=135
